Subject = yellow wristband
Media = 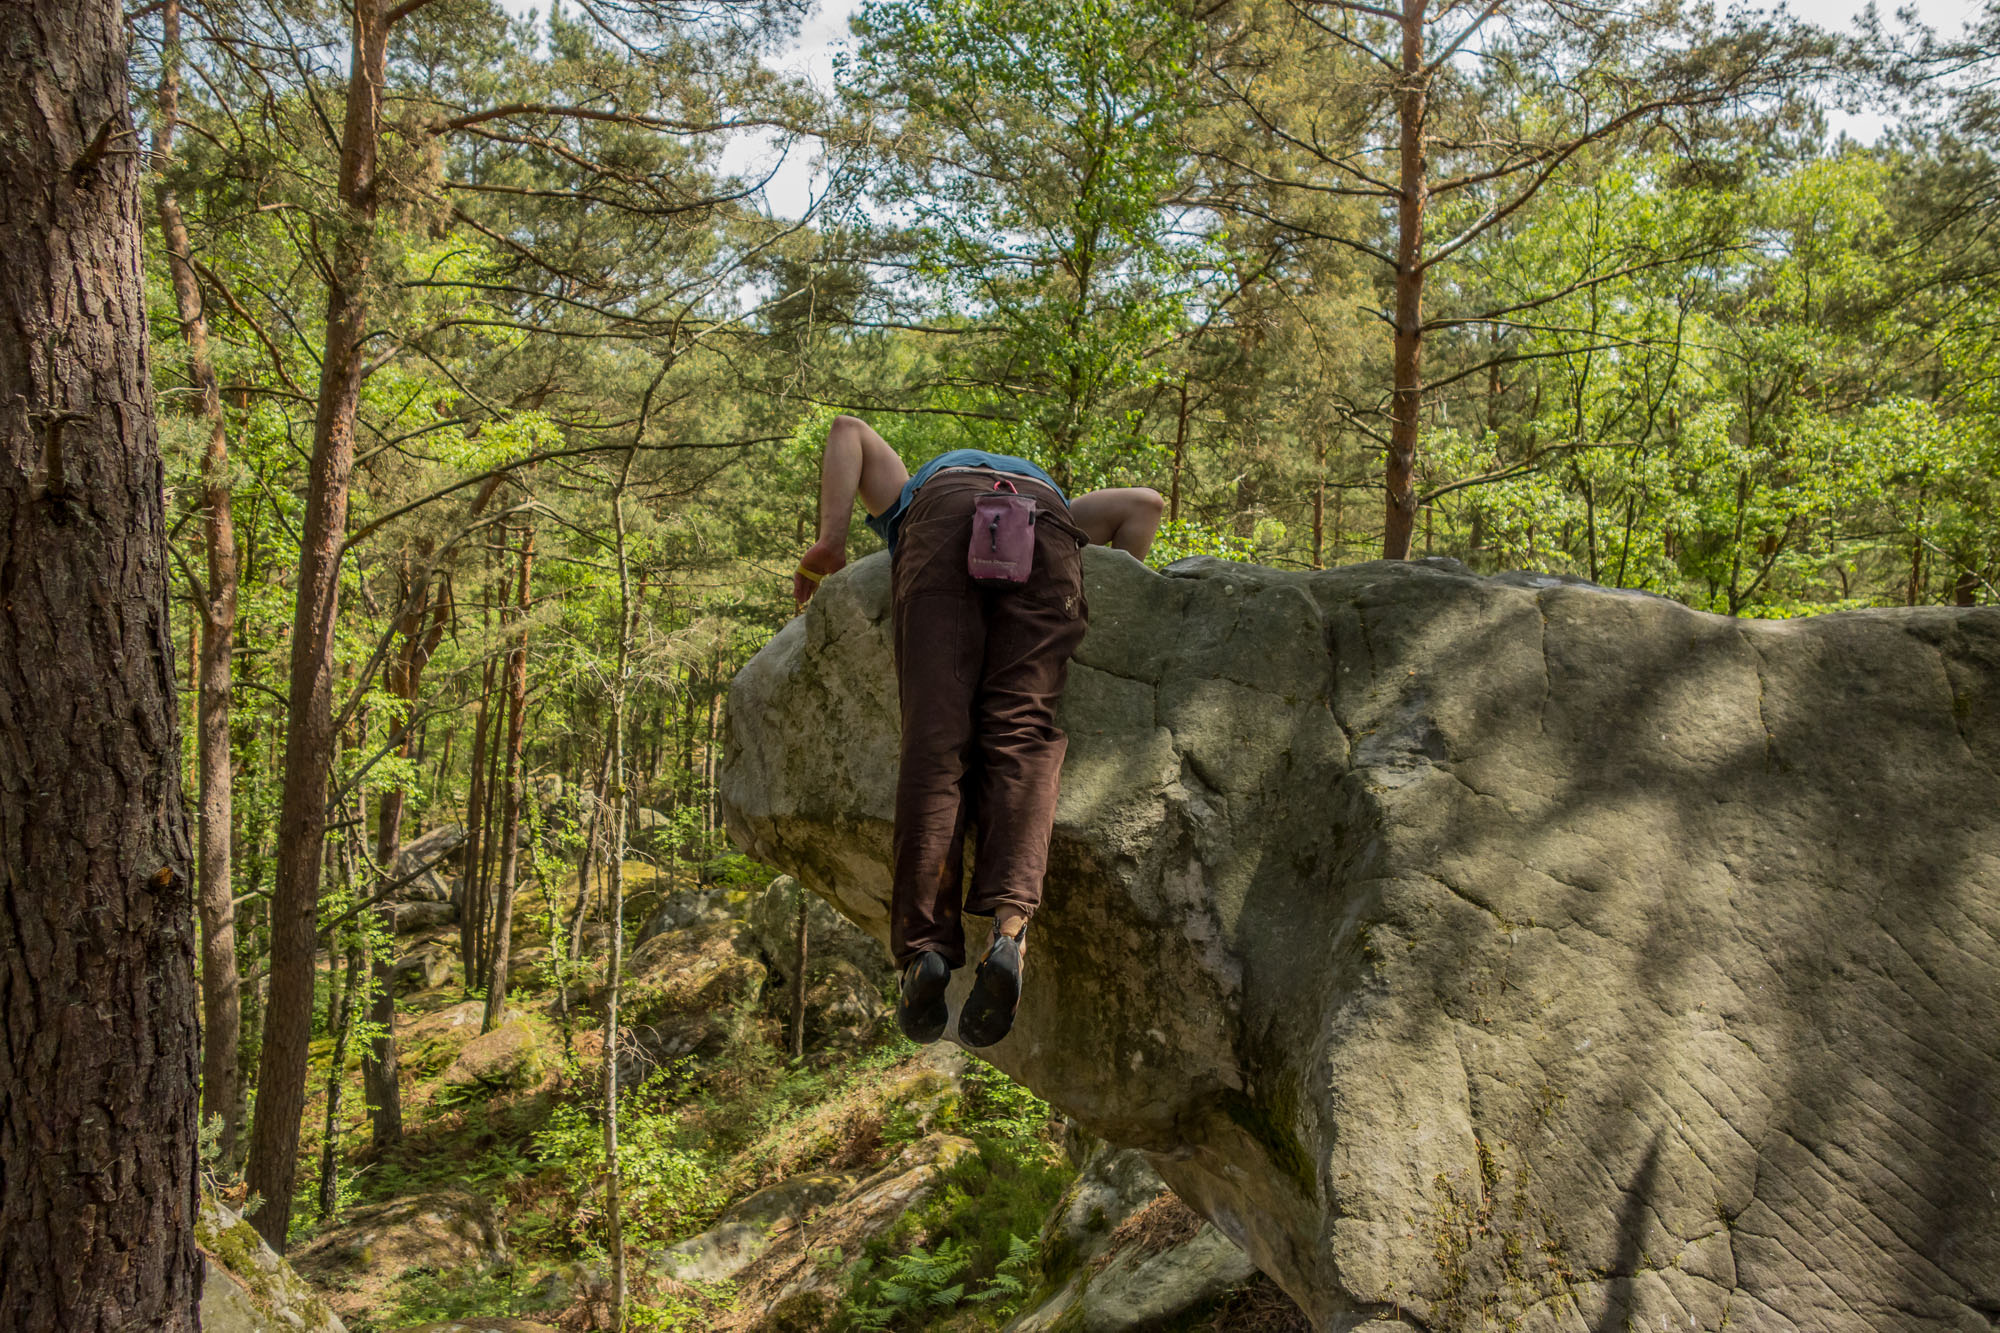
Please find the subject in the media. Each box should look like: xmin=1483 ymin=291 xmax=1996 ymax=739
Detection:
xmin=797 ymin=563 xmax=825 ymax=584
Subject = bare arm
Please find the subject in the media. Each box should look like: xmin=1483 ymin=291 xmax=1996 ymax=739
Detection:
xmin=797 ymin=416 xmax=910 ymax=607
xmin=1069 ymin=487 xmax=1166 ymax=562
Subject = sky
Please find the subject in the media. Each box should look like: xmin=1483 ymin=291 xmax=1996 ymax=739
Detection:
xmin=512 ymin=0 xmax=1990 ymax=220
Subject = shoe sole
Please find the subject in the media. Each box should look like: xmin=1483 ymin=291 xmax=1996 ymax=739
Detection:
xmin=897 ymin=953 xmax=951 ymax=1044
xmin=957 ymin=942 xmax=1022 ymax=1048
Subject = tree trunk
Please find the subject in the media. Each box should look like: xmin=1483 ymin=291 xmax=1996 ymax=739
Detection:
xmin=568 ymin=740 xmax=614 ymax=963
xmin=245 ymin=0 xmax=389 ymax=1249
xmin=460 ymin=662 xmax=495 ymax=977
xmin=1312 ymin=435 xmax=1326 ymax=569
xmin=362 ymin=565 xmax=445 ymax=1150
xmin=791 ymin=895 xmax=809 ymax=1058
xmin=0 ymin=0 xmax=201 ymax=1321
xmin=604 ymin=462 xmax=637 ymax=1328
xmin=484 ymin=526 xmax=535 ymax=1031
xmin=155 ymin=0 xmax=244 ymax=1171
xmin=318 ymin=934 xmax=363 ymax=1221
xmin=1384 ymin=0 xmax=1429 ymax=561
xmin=474 ymin=662 xmax=505 ymax=978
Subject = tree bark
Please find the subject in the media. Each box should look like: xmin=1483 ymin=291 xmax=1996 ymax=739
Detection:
xmin=1384 ymin=0 xmax=1429 ymax=561
xmin=318 ymin=921 xmax=363 ymax=1222
xmin=474 ymin=654 xmax=505 ymax=977
xmin=484 ymin=525 xmax=535 ymax=1031
xmin=790 ymin=895 xmax=809 ymax=1058
xmin=567 ymin=740 xmax=614 ymax=964
xmin=460 ymin=660 xmax=495 ymax=978
xmin=245 ymin=0 xmax=390 ymax=1249
xmin=604 ymin=455 xmax=638 ymax=1328
xmin=0 ymin=0 xmax=201 ymax=1322
xmin=362 ymin=565 xmax=446 ymax=1150
xmin=155 ymin=0 xmax=245 ymax=1170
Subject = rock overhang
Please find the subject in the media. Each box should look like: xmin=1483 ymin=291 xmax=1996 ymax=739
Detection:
xmin=724 ymin=548 xmax=2000 ymax=1332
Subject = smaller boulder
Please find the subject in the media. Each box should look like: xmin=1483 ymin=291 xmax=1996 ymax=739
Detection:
xmin=1004 ymin=1144 xmax=1283 ymax=1333
xmin=620 ymin=919 xmax=762 ymax=1026
xmin=391 ymin=900 xmax=456 ymax=934
xmin=636 ymin=888 xmax=731 ymax=943
xmin=393 ymin=824 xmax=466 ymax=878
xmin=621 ymin=1013 xmax=730 ymax=1086
xmin=505 ymin=945 xmax=552 ymax=993
xmin=290 ymin=1191 xmax=507 ymax=1322
xmin=395 ymin=868 xmax=451 ymax=903
xmin=650 ymin=1221 xmax=771 ymax=1284
xmin=801 ymin=956 xmax=888 ymax=1047
xmin=721 ymin=1171 xmax=855 ymax=1229
xmin=390 ymin=1323 xmax=555 ymax=1333
xmin=387 ymin=947 xmax=452 ymax=995
xmin=630 ymin=806 xmax=670 ymax=850
xmin=440 ymin=1020 xmax=543 ymax=1092
xmin=748 ymin=875 xmax=889 ymax=977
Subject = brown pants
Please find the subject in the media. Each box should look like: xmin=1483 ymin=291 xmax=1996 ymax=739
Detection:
xmin=889 ymin=471 xmax=1090 ymax=968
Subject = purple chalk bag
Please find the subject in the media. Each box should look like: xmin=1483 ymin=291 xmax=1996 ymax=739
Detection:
xmin=968 ymin=478 xmax=1039 ymax=587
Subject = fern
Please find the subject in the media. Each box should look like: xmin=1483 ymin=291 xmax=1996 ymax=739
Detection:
xmin=964 ymin=1234 xmax=1037 ymax=1305
xmin=844 ymin=1240 xmax=973 ymax=1330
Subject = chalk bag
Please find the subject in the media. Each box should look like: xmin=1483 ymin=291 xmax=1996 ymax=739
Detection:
xmin=968 ymin=478 xmax=1039 ymax=587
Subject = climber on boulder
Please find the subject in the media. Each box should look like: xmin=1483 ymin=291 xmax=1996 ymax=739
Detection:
xmin=795 ymin=414 xmax=1163 ymax=1047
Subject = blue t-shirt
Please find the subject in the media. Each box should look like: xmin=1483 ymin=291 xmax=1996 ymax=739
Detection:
xmin=865 ymin=449 xmax=1066 ymax=554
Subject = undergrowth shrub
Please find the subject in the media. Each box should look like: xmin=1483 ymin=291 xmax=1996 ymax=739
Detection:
xmin=382 ymin=1264 xmax=524 ymax=1327
xmin=837 ymin=1061 xmax=1072 ymax=1329
xmin=530 ymin=1065 xmax=720 ymax=1251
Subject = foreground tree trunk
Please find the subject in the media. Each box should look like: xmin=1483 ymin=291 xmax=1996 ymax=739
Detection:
xmin=155 ymin=0 xmax=245 ymax=1169
xmin=0 ymin=0 xmax=202 ymax=1323
xmin=245 ymin=0 xmax=390 ymax=1248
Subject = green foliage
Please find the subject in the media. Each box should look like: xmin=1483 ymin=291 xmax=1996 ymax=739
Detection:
xmin=382 ymin=1265 xmax=526 ymax=1328
xmin=530 ymin=1085 xmax=721 ymax=1251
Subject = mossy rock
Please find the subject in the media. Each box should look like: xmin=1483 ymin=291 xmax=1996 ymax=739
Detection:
xmin=196 ymin=1194 xmax=345 ymax=1333
xmin=440 ymin=1019 xmax=543 ymax=1092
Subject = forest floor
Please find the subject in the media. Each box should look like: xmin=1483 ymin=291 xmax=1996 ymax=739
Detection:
xmin=251 ymin=862 xmax=1086 ymax=1333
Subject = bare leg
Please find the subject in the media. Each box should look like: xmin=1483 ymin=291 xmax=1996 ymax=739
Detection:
xmin=1068 ymin=487 xmax=1165 ymax=561
xmin=798 ymin=416 xmax=911 ymax=606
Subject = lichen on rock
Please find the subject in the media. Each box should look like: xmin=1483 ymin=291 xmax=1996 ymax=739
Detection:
xmin=197 ymin=1194 xmax=346 ymax=1333
xmin=723 ymin=548 xmax=2000 ymax=1331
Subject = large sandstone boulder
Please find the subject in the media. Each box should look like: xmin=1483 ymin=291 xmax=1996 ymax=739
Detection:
xmin=723 ymin=549 xmax=2000 ymax=1332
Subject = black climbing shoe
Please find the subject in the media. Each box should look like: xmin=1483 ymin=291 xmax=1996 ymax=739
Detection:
xmin=897 ymin=950 xmax=952 ymax=1044
xmin=957 ymin=926 xmax=1027 ymax=1048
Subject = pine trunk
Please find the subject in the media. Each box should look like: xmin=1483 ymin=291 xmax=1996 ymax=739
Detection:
xmin=460 ymin=662 xmax=495 ymax=977
xmin=245 ymin=0 xmax=389 ymax=1249
xmin=1384 ymin=0 xmax=1429 ymax=561
xmin=0 ymin=0 xmax=202 ymax=1321
xmin=155 ymin=0 xmax=244 ymax=1170
xmin=362 ymin=565 xmax=443 ymax=1150
xmin=484 ymin=526 xmax=535 ymax=1031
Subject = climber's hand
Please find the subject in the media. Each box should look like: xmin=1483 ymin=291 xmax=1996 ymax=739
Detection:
xmin=795 ymin=540 xmax=847 ymax=609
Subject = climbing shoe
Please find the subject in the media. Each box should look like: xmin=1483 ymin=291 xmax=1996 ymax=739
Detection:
xmin=897 ymin=950 xmax=952 ymax=1044
xmin=957 ymin=925 xmax=1027 ymax=1048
